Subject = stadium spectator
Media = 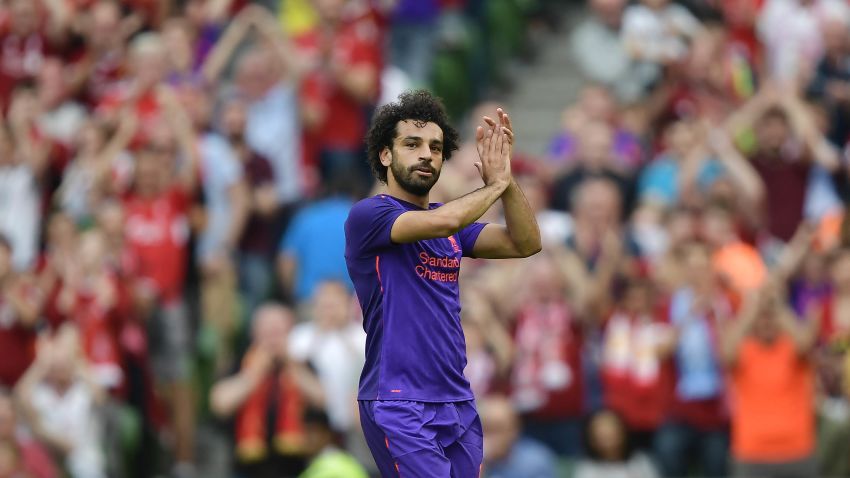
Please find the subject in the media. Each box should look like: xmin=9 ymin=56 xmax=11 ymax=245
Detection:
xmin=702 ymin=203 xmax=767 ymax=293
xmin=724 ymin=85 xmax=840 ymax=242
xmin=0 ymin=88 xmax=45 ymax=271
xmin=181 ymin=83 xmax=250 ymax=376
xmin=210 ymin=303 xmax=324 ymax=478
xmin=15 ymin=326 xmax=106 ymax=478
xmin=277 ymin=180 xmax=354 ymax=306
xmin=122 ymin=103 xmax=198 ymax=475
xmin=571 ymin=0 xmax=646 ymax=103
xmin=0 ymin=235 xmax=40 ymax=390
xmin=221 ymin=96 xmax=279 ymax=318
xmin=550 ymin=124 xmax=634 ymax=214
xmin=757 ymin=0 xmax=848 ymax=85
xmin=510 ymin=253 xmax=584 ymax=457
xmin=574 ymin=409 xmax=660 ymax=478
xmin=547 ymin=85 xmax=644 ymax=175
xmin=287 ymin=281 xmax=364 ymax=436
xmin=0 ymin=0 xmax=69 ymax=111
xmin=637 ymin=120 xmax=762 ymax=211
xmin=601 ymin=278 xmax=673 ymax=450
xmin=72 ymin=0 xmax=136 ymax=106
xmin=295 ymin=0 xmax=382 ymax=185
xmin=621 ymin=0 xmax=702 ymax=94
xmin=50 ymin=229 xmax=128 ymax=391
xmin=654 ymin=241 xmax=731 ymax=478
xmin=722 ymin=282 xmax=819 ymax=477
xmin=203 ymin=5 xmax=306 ymax=206
xmin=807 ymin=16 xmax=850 ymax=147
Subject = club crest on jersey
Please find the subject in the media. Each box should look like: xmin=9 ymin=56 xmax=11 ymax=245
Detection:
xmin=447 ymin=235 xmax=460 ymax=253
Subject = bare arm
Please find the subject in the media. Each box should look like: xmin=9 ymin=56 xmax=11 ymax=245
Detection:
xmin=724 ymin=87 xmax=776 ymax=138
xmin=41 ymin=0 xmax=72 ymax=43
xmin=708 ymin=128 xmax=766 ymax=206
xmin=472 ymin=180 xmax=542 ymax=258
xmin=8 ymin=95 xmax=50 ymax=179
xmin=248 ymin=5 xmax=310 ymax=82
xmin=780 ymin=95 xmax=840 ymax=171
xmin=585 ymin=230 xmax=625 ymax=321
xmin=777 ymin=303 xmax=819 ymax=355
xmin=205 ymin=0 xmax=236 ymax=24
xmin=6 ymin=276 xmax=41 ymax=327
xmin=720 ymin=291 xmax=760 ymax=367
xmin=390 ymin=183 xmax=506 ymax=242
xmin=276 ymin=254 xmax=296 ymax=302
xmin=201 ymin=10 xmax=254 ymax=84
xmin=773 ymin=221 xmax=815 ymax=283
xmin=470 ymin=109 xmax=541 ymax=258
xmin=209 ymin=354 xmax=269 ymax=418
xmin=157 ymin=85 xmax=200 ymax=193
xmin=287 ymin=362 xmax=325 ymax=408
xmin=329 ymin=62 xmax=379 ymax=104
xmin=224 ymin=180 xmax=250 ymax=251
xmin=93 ymin=109 xmax=138 ymax=184
xmin=481 ymin=318 xmax=514 ymax=375
xmin=252 ymin=183 xmax=280 ymax=218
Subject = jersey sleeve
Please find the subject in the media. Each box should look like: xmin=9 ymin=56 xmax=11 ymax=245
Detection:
xmin=457 ymin=222 xmax=488 ymax=258
xmin=345 ymin=197 xmax=406 ymax=258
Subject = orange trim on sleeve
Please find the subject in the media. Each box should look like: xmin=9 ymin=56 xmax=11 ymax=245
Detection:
xmin=376 ymin=255 xmax=383 ymax=292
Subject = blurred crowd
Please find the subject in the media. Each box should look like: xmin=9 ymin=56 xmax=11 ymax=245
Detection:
xmin=2 ymin=0 xmax=850 ymax=477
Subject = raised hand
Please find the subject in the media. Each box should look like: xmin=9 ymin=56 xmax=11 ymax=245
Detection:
xmin=483 ymin=108 xmax=515 ymax=153
xmin=474 ymin=123 xmax=512 ymax=188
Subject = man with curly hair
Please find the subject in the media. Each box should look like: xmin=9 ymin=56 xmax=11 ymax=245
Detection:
xmin=344 ymin=90 xmax=542 ymax=477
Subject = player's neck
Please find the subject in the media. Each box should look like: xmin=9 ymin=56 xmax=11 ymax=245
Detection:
xmin=386 ymin=183 xmax=429 ymax=209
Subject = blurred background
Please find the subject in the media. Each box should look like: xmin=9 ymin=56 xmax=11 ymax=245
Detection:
xmin=1 ymin=0 xmax=850 ymax=477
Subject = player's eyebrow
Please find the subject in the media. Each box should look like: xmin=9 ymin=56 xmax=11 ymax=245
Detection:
xmin=399 ymin=136 xmax=443 ymax=145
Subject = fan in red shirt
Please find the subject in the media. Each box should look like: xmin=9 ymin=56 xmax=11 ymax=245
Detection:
xmin=0 ymin=235 xmax=41 ymax=388
xmin=47 ymin=230 xmax=131 ymax=395
xmin=294 ymin=0 xmax=383 ymax=183
xmin=70 ymin=0 xmax=132 ymax=107
xmin=601 ymin=279 xmax=675 ymax=450
xmin=0 ymin=0 xmax=63 ymax=111
xmin=510 ymin=254 xmax=584 ymax=457
xmin=122 ymin=126 xmax=198 ymax=472
xmin=95 ymin=32 xmax=171 ymax=147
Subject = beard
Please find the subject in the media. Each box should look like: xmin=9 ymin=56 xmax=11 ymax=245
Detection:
xmin=389 ymin=151 xmax=440 ymax=197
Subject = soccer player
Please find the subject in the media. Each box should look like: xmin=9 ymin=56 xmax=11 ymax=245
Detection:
xmin=344 ymin=90 xmax=542 ymax=477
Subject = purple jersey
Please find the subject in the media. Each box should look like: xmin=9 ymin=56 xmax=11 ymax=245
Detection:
xmin=344 ymin=194 xmax=487 ymax=402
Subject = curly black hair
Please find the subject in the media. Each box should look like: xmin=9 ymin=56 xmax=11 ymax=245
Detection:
xmin=366 ymin=90 xmax=460 ymax=184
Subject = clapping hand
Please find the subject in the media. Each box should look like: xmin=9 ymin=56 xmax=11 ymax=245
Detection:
xmin=474 ymin=108 xmax=513 ymax=188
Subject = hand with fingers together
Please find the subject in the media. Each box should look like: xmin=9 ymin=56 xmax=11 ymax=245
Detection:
xmin=475 ymin=108 xmax=514 ymax=189
xmin=483 ymin=108 xmax=515 ymax=153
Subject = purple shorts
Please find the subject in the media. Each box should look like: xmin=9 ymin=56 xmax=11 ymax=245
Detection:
xmin=358 ymin=400 xmax=483 ymax=478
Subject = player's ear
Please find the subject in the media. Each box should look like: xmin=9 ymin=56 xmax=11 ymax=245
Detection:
xmin=380 ymin=147 xmax=392 ymax=167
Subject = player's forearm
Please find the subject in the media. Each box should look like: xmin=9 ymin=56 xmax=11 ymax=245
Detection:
xmin=500 ymin=180 xmax=542 ymax=256
xmin=435 ymin=180 xmax=509 ymax=235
